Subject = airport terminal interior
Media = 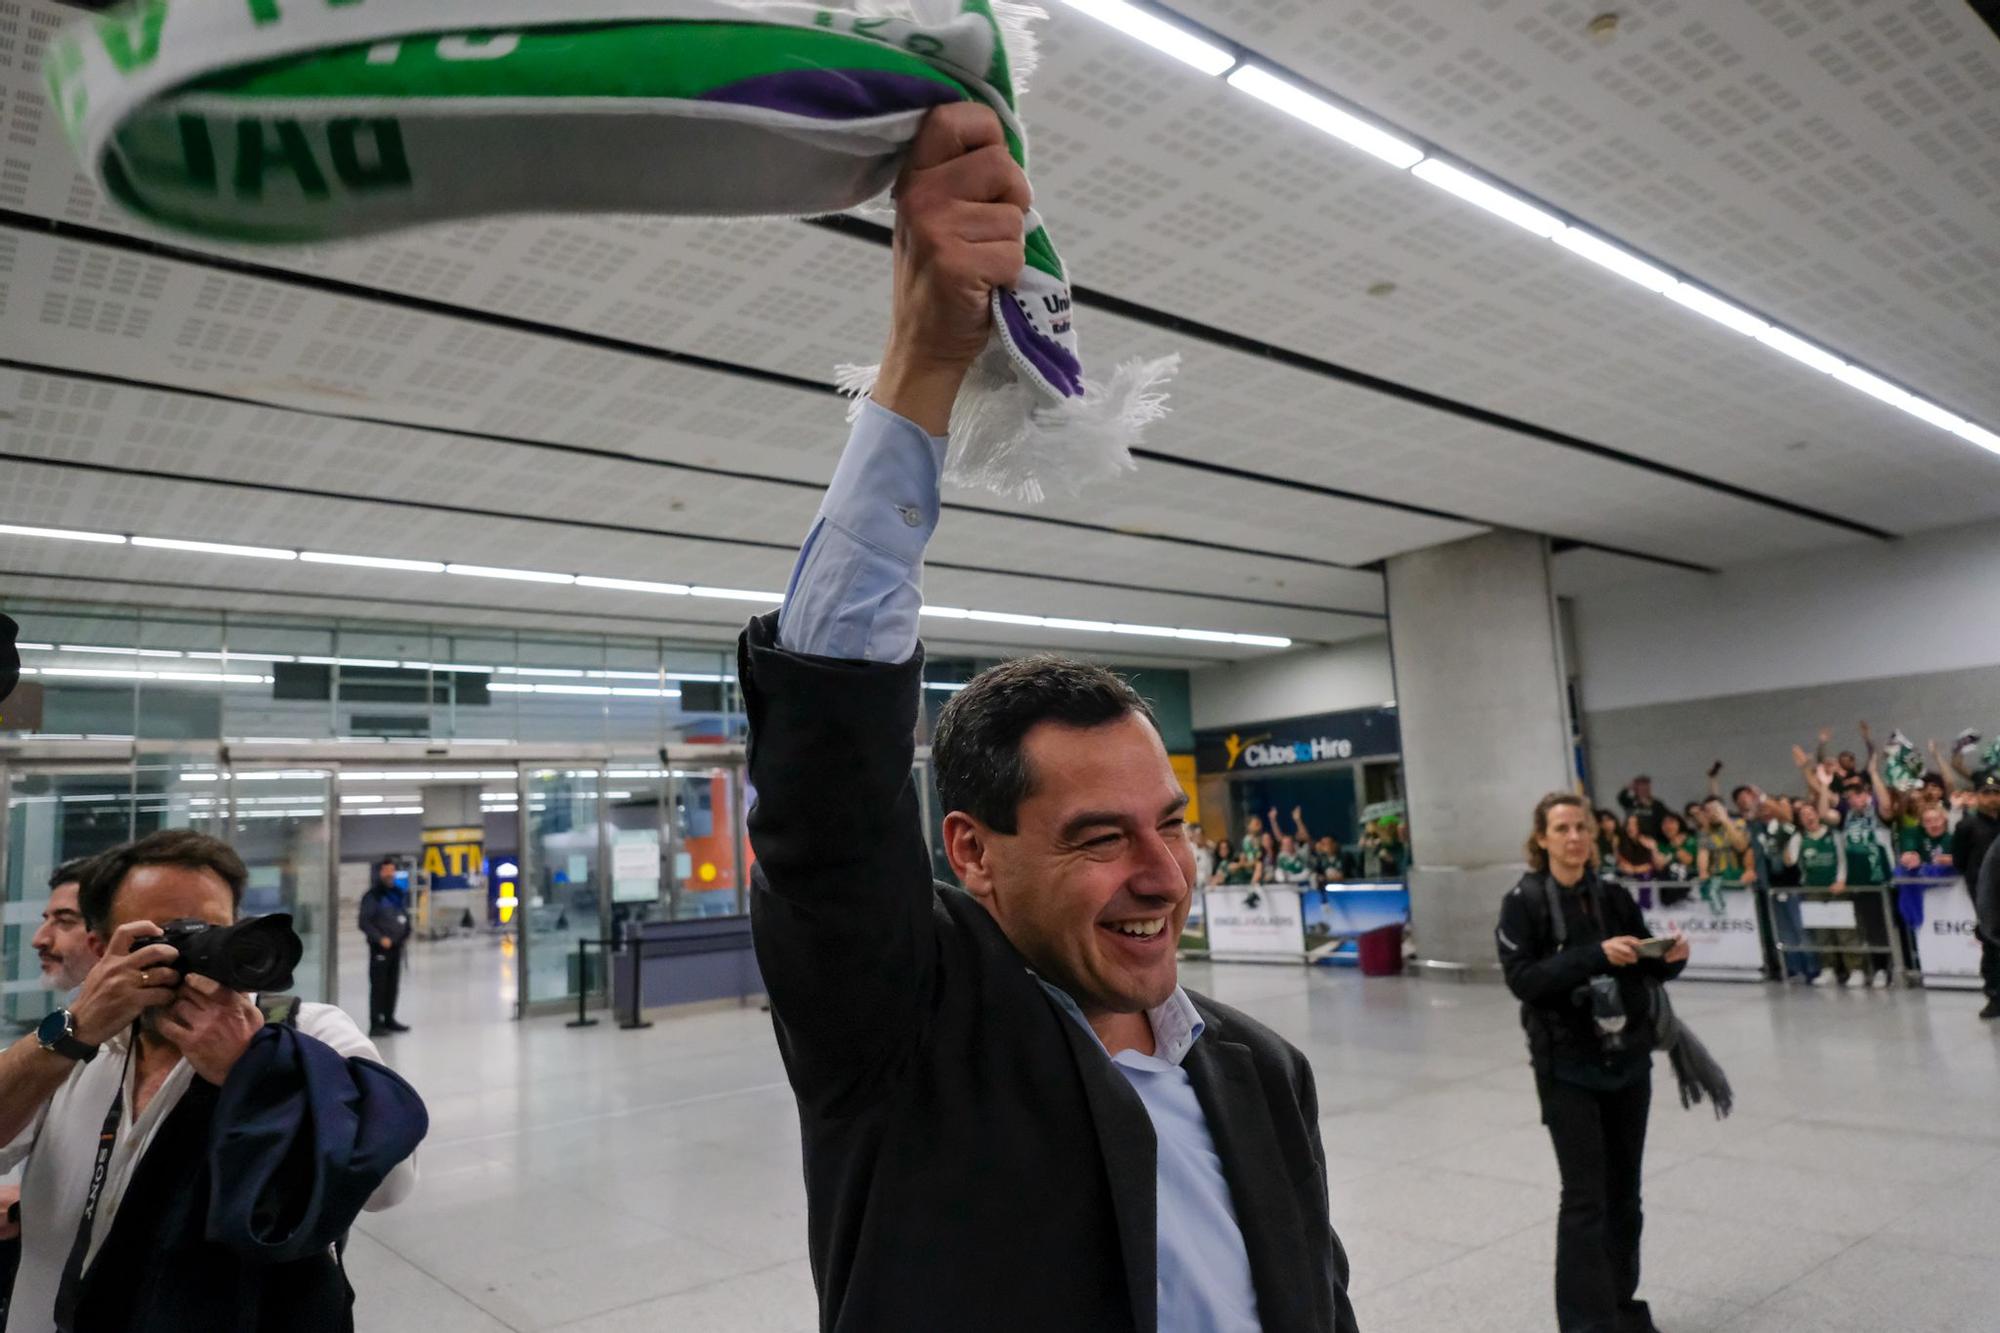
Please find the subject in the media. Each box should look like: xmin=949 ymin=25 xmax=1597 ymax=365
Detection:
xmin=3 ymin=0 xmax=2000 ymax=1330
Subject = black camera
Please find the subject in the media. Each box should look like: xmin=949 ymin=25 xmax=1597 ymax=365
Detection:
xmin=136 ymin=914 xmax=304 ymax=993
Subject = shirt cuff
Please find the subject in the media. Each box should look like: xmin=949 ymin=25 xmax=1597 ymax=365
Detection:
xmin=819 ymin=397 xmax=949 ymax=568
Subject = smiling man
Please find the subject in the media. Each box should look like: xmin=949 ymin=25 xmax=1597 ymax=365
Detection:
xmin=741 ymin=104 xmax=1355 ymax=1333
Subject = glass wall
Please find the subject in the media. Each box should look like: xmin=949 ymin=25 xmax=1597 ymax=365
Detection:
xmin=4 ymin=598 xmax=742 ymax=749
xmin=522 ymin=768 xmax=605 ymax=1009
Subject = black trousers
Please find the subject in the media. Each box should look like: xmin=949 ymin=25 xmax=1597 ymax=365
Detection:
xmin=1982 ymin=930 xmax=2000 ymax=1001
xmin=1538 ymin=1072 xmax=1654 ymax=1333
xmin=368 ymin=941 xmax=404 ymax=1024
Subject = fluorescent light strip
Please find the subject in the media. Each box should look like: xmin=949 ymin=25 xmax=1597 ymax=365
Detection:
xmin=131 ymin=536 xmax=297 ymax=560
xmin=0 ymin=523 xmax=126 ymax=544
xmin=1059 ymin=0 xmax=1235 ymax=75
xmin=57 ymin=644 xmax=183 ymax=658
xmin=184 ymin=651 xmax=296 ymax=663
xmin=1551 ymin=228 xmax=1675 ymax=294
xmin=444 ymin=563 xmax=576 ymax=585
xmin=1409 ymin=159 xmax=1563 ymax=238
xmin=3 ymin=530 xmax=1289 ymax=650
xmin=297 ymin=656 xmax=400 ymax=669
xmin=1664 ymin=282 xmax=1767 ymax=337
xmin=576 ymin=575 xmax=692 ymax=596
xmin=1225 ymin=65 xmax=1424 ymax=169
xmin=301 ymin=551 xmax=448 ymax=573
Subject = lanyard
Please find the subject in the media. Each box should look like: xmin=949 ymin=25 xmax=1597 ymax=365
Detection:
xmin=52 ymin=1041 xmax=135 ymax=1333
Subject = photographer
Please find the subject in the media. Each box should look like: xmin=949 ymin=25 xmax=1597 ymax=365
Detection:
xmin=1496 ymin=794 xmax=1688 ymax=1333
xmin=0 ymin=830 xmax=426 ymax=1332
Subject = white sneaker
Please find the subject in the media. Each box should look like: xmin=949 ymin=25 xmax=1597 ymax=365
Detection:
xmin=1808 ymin=972 xmax=1830 ymax=987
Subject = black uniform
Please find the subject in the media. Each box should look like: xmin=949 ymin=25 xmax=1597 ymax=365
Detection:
xmin=1953 ymin=807 xmax=2000 ymax=1005
xmin=1496 ymin=869 xmax=1686 ymax=1333
xmin=358 ymin=885 xmax=412 ymax=1031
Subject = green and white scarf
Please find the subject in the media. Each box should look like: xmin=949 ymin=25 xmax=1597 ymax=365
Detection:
xmin=48 ymin=0 xmax=1174 ymax=501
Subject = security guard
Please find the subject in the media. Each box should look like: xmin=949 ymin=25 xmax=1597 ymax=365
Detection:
xmin=358 ymin=857 xmax=413 ymax=1037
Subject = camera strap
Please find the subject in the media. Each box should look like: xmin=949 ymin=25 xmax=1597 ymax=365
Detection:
xmin=52 ymin=1040 xmax=135 ymax=1333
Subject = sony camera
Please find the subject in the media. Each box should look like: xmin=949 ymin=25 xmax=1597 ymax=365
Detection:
xmin=135 ymin=913 xmax=304 ymax=993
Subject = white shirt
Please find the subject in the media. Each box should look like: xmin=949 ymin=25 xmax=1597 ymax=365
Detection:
xmin=0 ymin=1003 xmax=417 ymax=1333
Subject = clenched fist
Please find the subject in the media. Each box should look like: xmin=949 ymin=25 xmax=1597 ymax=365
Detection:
xmin=874 ymin=103 xmax=1031 ymax=434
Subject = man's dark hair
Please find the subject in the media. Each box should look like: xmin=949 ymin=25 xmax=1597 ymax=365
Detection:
xmin=79 ymin=829 xmax=248 ymax=934
xmin=932 ymin=655 xmax=1157 ymax=834
xmin=1730 ymin=784 xmax=1757 ymax=804
xmin=377 ymin=856 xmax=399 ymax=870
xmin=49 ymin=856 xmax=97 ymax=892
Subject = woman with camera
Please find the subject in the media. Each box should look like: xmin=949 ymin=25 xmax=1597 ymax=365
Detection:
xmin=1496 ymin=793 xmax=1690 ymax=1333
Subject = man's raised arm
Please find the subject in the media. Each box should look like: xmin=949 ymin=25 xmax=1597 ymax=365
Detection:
xmin=741 ymin=105 xmax=1029 ymax=1115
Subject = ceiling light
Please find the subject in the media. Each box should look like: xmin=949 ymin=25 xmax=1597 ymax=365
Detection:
xmin=1059 ymin=0 xmax=1235 ymax=75
xmin=1230 ymin=633 xmax=1293 ymax=648
xmin=400 ymin=661 xmax=495 ymax=674
xmin=0 ymin=523 xmax=127 ymax=544
xmin=1042 ymin=618 xmax=1117 ymax=633
xmin=586 ymin=670 xmax=661 ymax=681
xmin=1111 ymin=622 xmax=1177 ymax=637
xmin=1752 ymin=326 xmax=1843 ymax=375
xmin=1831 ymin=364 xmax=1916 ymax=411
xmin=131 ymin=536 xmax=298 ymax=560
xmin=1664 ymin=282 xmax=1767 ymax=337
xmin=1172 ymin=628 xmax=1239 ymax=643
xmin=444 ymin=563 xmax=576 ymax=584
xmin=497 ymin=667 xmax=585 ymax=678
xmin=1884 ymin=393 xmax=1965 ymax=433
xmin=58 ymin=644 xmax=183 ymax=657
xmin=576 ymin=575 xmax=693 ymax=596
xmin=688 ymin=586 xmax=785 ymax=603
xmin=1226 ymin=65 xmax=1425 ymax=169
xmin=184 ymin=651 xmax=296 ymax=662
xmin=154 ymin=671 xmax=273 ymax=684
xmin=919 ymin=606 xmax=971 ymax=619
xmin=15 ymin=641 xmax=53 ymax=650
xmin=923 ymin=681 xmax=968 ymax=692
xmin=300 ymin=551 xmax=448 ymax=573
xmin=1551 ymin=228 xmax=1675 ymax=293
xmin=1949 ymin=420 xmax=2000 ymax=455
xmin=1410 ymin=159 xmax=1563 ymax=238
xmin=967 ymin=610 xmax=1046 ymax=627
xmin=297 ymin=656 xmax=400 ymax=669
xmin=611 ymin=687 xmax=682 ymax=699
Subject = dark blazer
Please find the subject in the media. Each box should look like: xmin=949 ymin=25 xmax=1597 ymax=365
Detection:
xmin=740 ymin=612 xmax=1357 ymax=1333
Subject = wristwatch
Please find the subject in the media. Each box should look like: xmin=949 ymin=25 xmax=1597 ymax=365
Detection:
xmin=35 ymin=1009 xmax=98 ymax=1063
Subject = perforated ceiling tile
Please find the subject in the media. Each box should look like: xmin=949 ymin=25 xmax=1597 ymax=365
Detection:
xmin=7 ymin=0 xmax=2000 ymax=655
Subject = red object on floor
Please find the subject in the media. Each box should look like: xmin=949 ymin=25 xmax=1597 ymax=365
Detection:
xmin=1358 ymin=924 xmax=1404 ymax=976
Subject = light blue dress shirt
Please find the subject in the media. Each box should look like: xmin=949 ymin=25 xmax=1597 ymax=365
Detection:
xmin=777 ymin=397 xmax=946 ymax=664
xmin=779 ymin=398 xmax=1262 ymax=1331
xmin=1038 ymin=981 xmax=1264 ymax=1333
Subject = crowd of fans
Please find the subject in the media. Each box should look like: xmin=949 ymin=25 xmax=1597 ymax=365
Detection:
xmin=1596 ymin=724 xmax=2000 ymax=1011
xmin=1193 ymin=806 xmax=1409 ymax=888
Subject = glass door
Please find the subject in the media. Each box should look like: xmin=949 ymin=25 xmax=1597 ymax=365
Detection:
xmin=204 ymin=765 xmax=336 ymax=1005
xmin=667 ymin=765 xmax=743 ymax=919
xmin=521 ymin=767 xmax=604 ymax=1010
xmin=1 ymin=764 xmax=136 ymax=1026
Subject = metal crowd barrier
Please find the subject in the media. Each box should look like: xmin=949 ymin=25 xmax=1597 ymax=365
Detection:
xmin=1604 ymin=871 xmax=1982 ymax=990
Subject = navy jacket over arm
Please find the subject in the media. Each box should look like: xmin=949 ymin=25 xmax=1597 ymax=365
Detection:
xmin=71 ymin=1025 xmax=427 ymax=1333
xmin=741 ymin=611 xmax=1356 ymax=1333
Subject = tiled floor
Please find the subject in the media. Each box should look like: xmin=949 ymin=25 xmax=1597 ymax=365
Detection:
xmin=340 ymin=936 xmax=2000 ymax=1332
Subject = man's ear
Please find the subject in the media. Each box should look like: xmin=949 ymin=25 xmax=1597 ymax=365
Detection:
xmin=943 ymin=811 xmax=996 ymax=900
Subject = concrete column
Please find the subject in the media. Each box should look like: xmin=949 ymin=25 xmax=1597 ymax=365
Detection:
xmin=1386 ymin=531 xmax=1575 ymax=973
xmin=420 ymin=783 xmax=487 ymax=934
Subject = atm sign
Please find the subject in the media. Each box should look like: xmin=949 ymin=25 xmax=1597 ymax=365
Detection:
xmin=421 ymin=826 xmax=483 ymax=889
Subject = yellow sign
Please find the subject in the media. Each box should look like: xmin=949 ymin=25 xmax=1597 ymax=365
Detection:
xmin=1170 ymin=754 xmax=1200 ymax=827
xmin=420 ymin=825 xmax=483 ymax=887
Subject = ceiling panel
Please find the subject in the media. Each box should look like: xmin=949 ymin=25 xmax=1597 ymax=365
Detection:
xmin=5 ymin=0 xmax=1999 ymax=666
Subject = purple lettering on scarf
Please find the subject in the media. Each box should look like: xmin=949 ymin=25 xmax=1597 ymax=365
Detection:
xmin=701 ymin=69 xmax=965 ymax=119
xmin=999 ymin=291 xmax=1084 ymax=398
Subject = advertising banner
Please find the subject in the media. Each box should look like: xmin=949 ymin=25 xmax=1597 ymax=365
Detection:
xmin=1300 ymin=884 xmax=1409 ymax=963
xmin=1193 ymin=706 xmax=1400 ymax=774
xmin=1206 ymin=888 xmax=1305 ymax=961
xmin=1914 ymin=879 xmax=1984 ymax=983
xmin=1642 ymin=885 xmax=1764 ymax=975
